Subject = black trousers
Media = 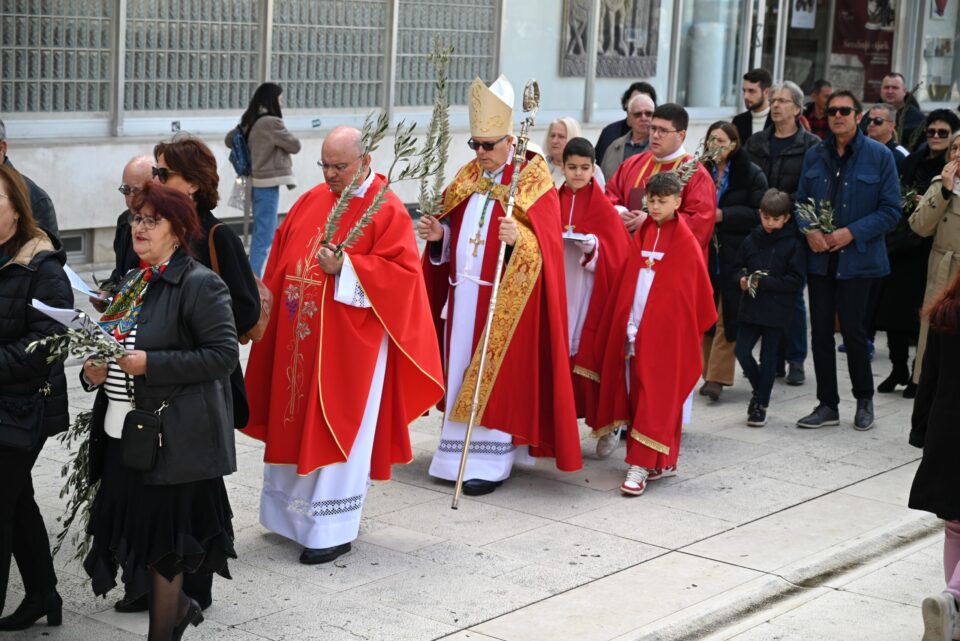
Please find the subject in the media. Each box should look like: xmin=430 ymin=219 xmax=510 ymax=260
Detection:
xmin=808 ymin=274 xmax=878 ymax=408
xmin=0 ymin=439 xmax=58 ymax=614
xmin=735 ymin=322 xmax=784 ymax=407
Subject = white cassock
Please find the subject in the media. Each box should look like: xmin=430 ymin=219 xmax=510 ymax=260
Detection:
xmin=259 ymin=174 xmax=389 ymax=549
xmin=624 ymin=226 xmax=694 ymax=424
xmin=561 ymin=191 xmax=599 ymax=356
xmin=428 ymin=163 xmax=536 ymax=483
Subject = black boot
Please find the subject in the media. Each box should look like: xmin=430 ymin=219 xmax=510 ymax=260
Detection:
xmin=0 ymin=590 xmax=62 ymax=630
xmin=877 ymin=369 xmax=909 ymax=393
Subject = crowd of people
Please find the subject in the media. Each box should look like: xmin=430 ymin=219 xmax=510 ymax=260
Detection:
xmin=1 ymin=67 xmax=960 ymax=641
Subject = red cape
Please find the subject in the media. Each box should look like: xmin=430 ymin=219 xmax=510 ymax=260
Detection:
xmin=422 ymin=152 xmax=582 ymax=471
xmin=243 ymin=174 xmax=444 ymax=480
xmin=579 ymin=216 xmax=716 ymax=460
xmin=559 ymin=179 xmax=631 ymax=420
xmin=605 ymin=150 xmax=717 ymax=253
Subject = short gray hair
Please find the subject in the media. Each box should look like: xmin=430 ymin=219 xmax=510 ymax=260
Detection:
xmin=868 ymin=103 xmax=897 ymax=120
xmin=770 ymin=81 xmax=804 ymax=109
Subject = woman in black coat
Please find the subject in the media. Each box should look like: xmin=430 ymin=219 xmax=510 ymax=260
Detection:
xmin=876 ymin=109 xmax=960 ymax=398
xmin=82 ymin=184 xmax=237 ymax=641
xmin=700 ymin=121 xmax=768 ymax=401
xmin=0 ymin=165 xmax=73 ymax=630
xmin=908 ymin=269 xmax=960 ymax=637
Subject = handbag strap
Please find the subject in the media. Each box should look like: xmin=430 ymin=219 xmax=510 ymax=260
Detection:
xmin=124 ymin=376 xmax=183 ymax=415
xmin=208 ymin=223 xmax=225 ymax=274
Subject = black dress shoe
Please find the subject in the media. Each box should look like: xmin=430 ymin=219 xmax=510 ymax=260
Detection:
xmin=0 ymin=590 xmax=62 ymax=630
xmin=114 ymin=592 xmax=148 ymax=613
xmin=877 ymin=370 xmax=909 ymax=393
xmin=461 ymin=479 xmax=502 ymax=496
xmin=902 ymin=382 xmax=917 ymax=399
xmin=299 ymin=542 xmax=352 ymax=565
xmin=171 ymin=598 xmax=204 ymax=641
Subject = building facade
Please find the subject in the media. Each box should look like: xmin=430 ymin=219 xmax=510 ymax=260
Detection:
xmin=1 ymin=0 xmax=955 ymax=262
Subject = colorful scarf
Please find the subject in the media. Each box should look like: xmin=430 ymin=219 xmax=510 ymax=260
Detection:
xmin=98 ymin=263 xmax=167 ymax=341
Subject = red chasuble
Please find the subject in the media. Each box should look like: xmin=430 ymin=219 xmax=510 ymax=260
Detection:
xmin=243 ymin=174 xmax=444 ymax=480
xmin=605 ymin=150 xmax=717 ymax=253
xmin=579 ymin=216 xmax=716 ymax=467
xmin=421 ymin=151 xmax=582 ymax=471
xmin=558 ymin=179 xmax=631 ymax=419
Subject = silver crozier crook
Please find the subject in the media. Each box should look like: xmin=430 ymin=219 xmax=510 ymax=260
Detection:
xmin=452 ymin=80 xmax=541 ymax=509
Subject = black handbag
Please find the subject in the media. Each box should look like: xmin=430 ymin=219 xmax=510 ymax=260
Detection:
xmin=0 ymin=383 xmax=50 ymax=451
xmin=121 ymin=383 xmax=181 ymax=472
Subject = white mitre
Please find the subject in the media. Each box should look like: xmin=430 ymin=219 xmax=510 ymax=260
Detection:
xmin=469 ymin=75 xmax=514 ymax=137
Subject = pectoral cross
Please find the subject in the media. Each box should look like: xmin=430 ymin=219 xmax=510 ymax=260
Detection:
xmin=565 ymin=224 xmax=576 ymax=233
xmin=469 ymin=229 xmax=485 ymax=257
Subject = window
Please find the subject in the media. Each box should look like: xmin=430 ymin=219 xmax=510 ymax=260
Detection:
xmin=395 ymin=0 xmax=499 ymax=106
xmin=271 ymin=0 xmax=388 ymax=109
xmin=674 ymin=0 xmax=746 ymax=108
xmin=124 ymin=1 xmax=261 ymax=112
xmin=1 ymin=0 xmax=113 ymax=113
xmin=917 ymin=2 xmax=960 ymax=103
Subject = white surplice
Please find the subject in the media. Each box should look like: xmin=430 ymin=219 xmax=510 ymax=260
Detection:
xmin=428 ymin=160 xmax=535 ymax=483
xmin=259 ymin=174 xmax=388 ymax=549
xmin=561 ymin=190 xmax=599 ymax=356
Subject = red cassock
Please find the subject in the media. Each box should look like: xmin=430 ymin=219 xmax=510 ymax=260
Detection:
xmin=605 ymin=150 xmax=717 ymax=254
xmin=421 ymin=151 xmax=582 ymax=471
xmin=558 ymin=178 xmax=631 ymax=421
xmin=578 ymin=216 xmax=717 ymax=468
xmin=243 ymin=174 xmax=445 ymax=480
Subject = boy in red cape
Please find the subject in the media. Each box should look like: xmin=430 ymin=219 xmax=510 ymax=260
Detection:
xmin=578 ymin=172 xmax=716 ymax=496
xmin=557 ymin=137 xmax=631 ymax=454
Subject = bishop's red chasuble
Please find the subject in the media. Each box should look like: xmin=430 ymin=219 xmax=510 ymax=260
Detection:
xmin=243 ymin=174 xmax=444 ymax=480
xmin=558 ymin=178 xmax=631 ymax=420
xmin=605 ymin=150 xmax=717 ymax=253
xmin=421 ymin=151 xmax=582 ymax=471
xmin=578 ymin=216 xmax=717 ymax=468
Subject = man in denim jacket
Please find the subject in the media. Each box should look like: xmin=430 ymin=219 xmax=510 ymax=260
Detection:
xmin=794 ymin=90 xmax=900 ymax=431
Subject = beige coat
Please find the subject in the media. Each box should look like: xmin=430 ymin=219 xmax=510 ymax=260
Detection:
xmin=909 ymin=176 xmax=960 ymax=382
xmin=225 ymin=116 xmax=301 ymax=188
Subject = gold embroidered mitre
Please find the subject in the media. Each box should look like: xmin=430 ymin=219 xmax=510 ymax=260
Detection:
xmin=469 ymin=75 xmax=514 ymax=137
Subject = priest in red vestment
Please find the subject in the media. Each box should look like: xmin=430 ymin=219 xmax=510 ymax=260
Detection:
xmin=605 ymin=103 xmax=717 ymax=253
xmin=243 ymin=126 xmax=444 ymax=564
xmin=556 ymin=137 xmax=630 ymax=450
xmin=417 ymin=75 xmax=582 ymax=497
xmin=578 ymin=173 xmax=716 ymax=496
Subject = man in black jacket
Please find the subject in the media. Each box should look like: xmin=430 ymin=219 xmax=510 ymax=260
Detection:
xmin=595 ymin=81 xmax=657 ymax=165
xmin=745 ymin=81 xmax=820 ymax=385
xmin=0 ymin=120 xmax=59 ymax=239
xmin=733 ymin=68 xmax=773 ymax=145
xmin=880 ymin=73 xmax=925 ymax=150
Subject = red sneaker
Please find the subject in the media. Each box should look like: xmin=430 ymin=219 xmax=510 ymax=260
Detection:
xmin=647 ymin=465 xmax=677 ymax=481
xmin=620 ymin=466 xmax=649 ymax=496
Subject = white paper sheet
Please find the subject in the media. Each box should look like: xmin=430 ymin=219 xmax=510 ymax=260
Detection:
xmin=63 ymin=265 xmax=107 ymax=300
xmin=30 ymin=299 xmax=121 ymax=346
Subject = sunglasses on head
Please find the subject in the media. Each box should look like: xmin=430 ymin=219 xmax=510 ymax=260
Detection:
xmin=467 ymin=135 xmax=509 ymax=151
xmin=117 ymin=184 xmax=143 ymax=196
xmin=151 ymin=166 xmax=179 ymax=183
xmin=826 ymin=106 xmax=855 ymax=117
xmin=866 ymin=117 xmax=889 ymax=127
xmin=927 ymin=128 xmax=952 ymax=139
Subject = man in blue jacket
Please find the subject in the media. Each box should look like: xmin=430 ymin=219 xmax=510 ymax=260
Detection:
xmin=794 ymin=90 xmax=900 ymax=431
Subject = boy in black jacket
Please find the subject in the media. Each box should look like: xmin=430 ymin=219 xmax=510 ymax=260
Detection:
xmin=734 ymin=189 xmax=806 ymax=426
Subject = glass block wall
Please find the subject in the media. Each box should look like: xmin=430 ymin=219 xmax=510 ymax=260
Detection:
xmin=1 ymin=0 xmax=114 ymax=113
xmin=124 ymin=0 xmax=261 ymax=111
xmin=271 ymin=0 xmax=388 ymax=109
xmin=396 ymin=0 xmax=498 ymax=106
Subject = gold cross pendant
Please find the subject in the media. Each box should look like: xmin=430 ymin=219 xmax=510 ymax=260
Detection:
xmin=565 ymin=224 xmax=576 ymax=233
xmin=469 ymin=229 xmax=485 ymax=257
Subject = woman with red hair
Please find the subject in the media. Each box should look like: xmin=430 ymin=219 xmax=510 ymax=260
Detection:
xmin=909 ymin=268 xmax=960 ymax=640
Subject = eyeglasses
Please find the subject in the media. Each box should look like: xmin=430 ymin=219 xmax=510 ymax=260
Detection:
xmin=866 ymin=117 xmax=889 ymax=126
xmin=127 ymin=213 xmax=161 ymax=230
xmin=649 ymin=125 xmax=679 ymax=137
xmin=151 ymin=167 xmax=179 ymax=183
xmin=117 ymin=184 xmax=143 ymax=196
xmin=826 ymin=106 xmax=856 ymax=117
xmin=467 ymin=135 xmax=509 ymax=151
xmin=629 ymin=110 xmax=654 ymax=118
xmin=926 ymin=128 xmax=952 ymax=139
xmin=317 ymin=156 xmax=362 ymax=173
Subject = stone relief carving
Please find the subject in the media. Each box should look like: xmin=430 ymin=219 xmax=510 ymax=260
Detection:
xmin=561 ymin=0 xmax=660 ymax=77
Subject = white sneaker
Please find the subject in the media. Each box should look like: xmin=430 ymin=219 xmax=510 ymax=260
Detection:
xmin=620 ymin=465 xmax=649 ymax=496
xmin=596 ymin=428 xmax=621 ymax=459
xmin=922 ymin=592 xmax=957 ymax=641
xmin=648 ymin=465 xmax=677 ymax=481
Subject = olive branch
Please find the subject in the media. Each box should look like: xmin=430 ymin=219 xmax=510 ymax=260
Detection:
xmin=417 ymin=40 xmax=454 ymax=220
xmin=746 ymin=270 xmax=770 ymax=298
xmin=795 ymin=197 xmax=837 ymax=234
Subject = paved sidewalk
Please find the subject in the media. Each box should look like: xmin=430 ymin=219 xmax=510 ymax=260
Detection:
xmin=4 ymin=291 xmax=937 ymax=640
